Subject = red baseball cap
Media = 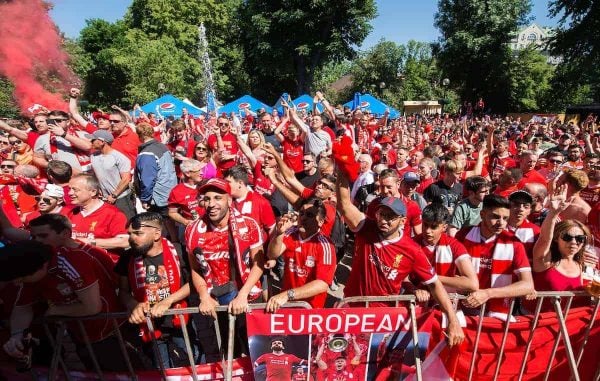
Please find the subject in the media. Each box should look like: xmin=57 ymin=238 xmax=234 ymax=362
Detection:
xmin=198 ymin=178 xmax=231 ymax=195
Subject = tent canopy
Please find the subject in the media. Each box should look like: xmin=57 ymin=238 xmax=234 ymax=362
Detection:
xmin=273 ymin=93 xmax=323 ymax=114
xmin=219 ymin=95 xmax=272 ymax=115
xmin=343 ymin=93 xmax=400 ymax=118
xmin=138 ymin=94 xmax=204 ymax=117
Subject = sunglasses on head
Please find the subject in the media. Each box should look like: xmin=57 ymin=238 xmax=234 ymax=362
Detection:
xmin=560 ymin=233 xmax=586 ymax=244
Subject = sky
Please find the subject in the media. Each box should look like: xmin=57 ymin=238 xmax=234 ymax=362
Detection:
xmin=50 ymin=0 xmax=559 ymax=49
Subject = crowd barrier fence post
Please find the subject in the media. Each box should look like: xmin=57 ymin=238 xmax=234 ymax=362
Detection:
xmin=111 ymin=317 xmax=137 ymax=381
xmin=467 ymin=301 xmax=487 ymax=381
xmin=493 ymin=298 xmax=516 ymax=381
xmin=76 ymin=320 xmax=106 ymax=381
xmin=517 ymin=295 xmax=545 ymax=381
xmin=145 ymin=315 xmax=167 ymax=380
xmin=44 ymin=321 xmax=71 ymax=381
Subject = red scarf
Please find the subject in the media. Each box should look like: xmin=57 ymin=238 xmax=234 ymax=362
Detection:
xmin=128 ymin=238 xmax=188 ymax=342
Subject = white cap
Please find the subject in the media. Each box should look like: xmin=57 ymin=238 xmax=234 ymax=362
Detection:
xmin=44 ymin=183 xmax=64 ymax=199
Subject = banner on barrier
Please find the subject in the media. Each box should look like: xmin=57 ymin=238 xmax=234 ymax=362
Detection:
xmin=246 ymin=307 xmax=436 ymax=381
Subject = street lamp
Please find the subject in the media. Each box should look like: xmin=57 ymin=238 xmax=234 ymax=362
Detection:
xmin=378 ymin=81 xmax=386 ymax=97
xmin=158 ymin=83 xmax=166 ymax=95
xmin=441 ymin=78 xmax=450 ymax=115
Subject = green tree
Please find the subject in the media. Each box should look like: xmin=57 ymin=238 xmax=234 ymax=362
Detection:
xmin=0 ymin=77 xmax=20 ymax=118
xmin=548 ymin=0 xmax=600 ymax=103
xmin=312 ymin=60 xmax=353 ymax=104
xmin=434 ymin=0 xmax=531 ymax=113
xmin=238 ymin=0 xmax=376 ymax=101
xmin=508 ymin=47 xmax=554 ymax=112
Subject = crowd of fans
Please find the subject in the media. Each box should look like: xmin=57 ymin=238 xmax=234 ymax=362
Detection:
xmin=0 ymin=87 xmax=597 ymax=375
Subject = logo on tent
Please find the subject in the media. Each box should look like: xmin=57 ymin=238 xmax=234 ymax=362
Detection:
xmin=360 ymin=101 xmax=370 ymax=108
xmin=238 ymin=102 xmax=251 ymax=109
xmin=160 ymin=103 xmax=175 ymax=111
xmin=296 ymin=102 xmax=310 ymax=109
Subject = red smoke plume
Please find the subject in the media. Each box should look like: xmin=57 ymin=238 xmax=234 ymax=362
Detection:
xmin=0 ymin=0 xmax=79 ymax=114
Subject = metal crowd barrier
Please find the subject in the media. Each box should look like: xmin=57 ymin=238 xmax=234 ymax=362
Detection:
xmin=40 ymin=302 xmax=312 ymax=381
xmin=335 ymin=291 xmax=600 ymax=381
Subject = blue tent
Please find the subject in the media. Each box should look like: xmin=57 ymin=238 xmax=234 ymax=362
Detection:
xmin=343 ymin=93 xmax=400 ymax=118
xmin=137 ymin=94 xmax=204 ymax=118
xmin=219 ymin=95 xmax=272 ymax=115
xmin=273 ymin=93 xmax=323 ymax=114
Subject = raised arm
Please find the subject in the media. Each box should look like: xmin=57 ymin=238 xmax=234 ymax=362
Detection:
xmin=532 ymin=183 xmax=571 ymax=272
xmin=0 ymin=120 xmax=28 ymax=141
xmin=68 ymin=88 xmax=89 ymax=128
xmin=335 ymin=171 xmax=366 ymax=231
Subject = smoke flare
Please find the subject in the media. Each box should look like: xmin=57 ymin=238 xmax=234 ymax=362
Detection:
xmin=0 ymin=0 xmax=79 ymax=114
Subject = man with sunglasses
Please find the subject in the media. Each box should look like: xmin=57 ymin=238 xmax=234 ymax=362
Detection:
xmin=538 ymin=149 xmax=565 ymax=182
xmin=207 ymin=116 xmax=239 ymax=171
xmin=335 ymin=172 xmax=465 ymax=347
xmin=0 ymin=115 xmax=47 ymax=149
xmin=24 ymin=183 xmax=69 ymax=227
xmin=115 ymin=212 xmax=191 ymax=368
xmin=108 ymin=111 xmax=141 ymax=168
xmin=32 ymin=110 xmax=93 ymax=174
xmin=266 ymin=197 xmax=336 ymax=311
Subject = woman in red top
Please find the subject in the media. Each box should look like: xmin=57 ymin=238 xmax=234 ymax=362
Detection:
xmin=532 ymin=184 xmax=589 ymax=294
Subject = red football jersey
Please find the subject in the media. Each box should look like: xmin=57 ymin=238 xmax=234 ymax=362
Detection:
xmin=168 ymin=183 xmax=201 ymax=220
xmin=281 ymin=227 xmax=336 ymax=308
xmin=345 ymin=219 xmax=437 ymax=301
xmin=233 ymin=189 xmax=276 ymax=240
xmin=66 ymin=202 xmax=128 ymax=241
xmin=254 ymin=352 xmax=304 ymax=381
xmin=17 ymin=243 xmax=121 ymax=342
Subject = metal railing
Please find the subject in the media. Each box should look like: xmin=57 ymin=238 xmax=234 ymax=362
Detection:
xmin=335 ymin=291 xmax=599 ymax=381
xmin=18 ymin=293 xmax=600 ymax=381
xmin=40 ymin=302 xmax=312 ymax=381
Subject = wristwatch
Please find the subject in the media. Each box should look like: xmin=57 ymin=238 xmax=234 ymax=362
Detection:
xmin=287 ymin=289 xmax=296 ymax=301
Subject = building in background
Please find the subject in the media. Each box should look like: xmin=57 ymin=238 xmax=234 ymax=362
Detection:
xmin=509 ymin=23 xmax=561 ymax=65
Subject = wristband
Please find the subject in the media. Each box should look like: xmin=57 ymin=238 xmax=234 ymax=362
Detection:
xmin=60 ymin=131 xmax=67 ymax=138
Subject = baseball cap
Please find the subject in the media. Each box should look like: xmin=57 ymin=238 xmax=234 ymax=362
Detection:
xmin=198 ymin=178 xmax=230 ymax=195
xmin=403 ymin=172 xmax=421 ymax=183
xmin=92 ymin=111 xmax=110 ymax=121
xmin=508 ymin=190 xmax=534 ymax=204
xmin=377 ymin=135 xmax=393 ymax=145
xmin=377 ymin=197 xmax=407 ymax=216
xmin=90 ymin=130 xmax=114 ymax=144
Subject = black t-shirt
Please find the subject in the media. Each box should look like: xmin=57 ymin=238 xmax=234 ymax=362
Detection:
xmin=299 ymin=171 xmax=319 ymax=188
xmin=424 ymin=180 xmax=463 ymax=212
xmin=115 ymin=251 xmax=171 ymax=305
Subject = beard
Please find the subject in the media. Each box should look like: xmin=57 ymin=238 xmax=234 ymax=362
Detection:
xmin=129 ymin=240 xmax=153 ymax=256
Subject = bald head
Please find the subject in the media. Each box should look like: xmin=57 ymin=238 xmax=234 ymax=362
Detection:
xmin=523 ymin=182 xmax=547 ymax=212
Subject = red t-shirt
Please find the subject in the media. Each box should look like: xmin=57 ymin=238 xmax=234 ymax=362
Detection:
xmin=417 ymin=233 xmax=470 ymax=277
xmin=207 ymin=132 xmax=239 ymax=170
xmin=345 ymin=219 xmax=437 ymax=301
xmin=66 ymin=202 xmax=128 ymax=242
xmin=281 ymin=227 xmax=336 ymax=308
xmin=112 ymin=127 xmax=141 ymax=168
xmin=254 ymin=352 xmax=304 ymax=381
xmin=580 ymin=184 xmax=600 ymax=209
xmin=416 ymin=177 xmax=434 ymax=194
xmin=167 ymin=183 xmax=201 ymax=220
xmin=17 ymin=243 xmax=121 ymax=342
xmin=253 ymin=161 xmax=275 ymax=196
xmin=282 ymin=137 xmax=304 ymax=173
xmin=489 ymin=156 xmax=517 ymax=180
xmin=517 ymin=169 xmax=547 ymax=188
xmin=233 ymin=190 xmax=276 ymax=239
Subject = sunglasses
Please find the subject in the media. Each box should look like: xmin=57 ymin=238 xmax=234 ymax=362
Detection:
xmin=109 ymin=120 xmax=122 ymax=124
xmin=35 ymin=196 xmax=54 ymax=204
xmin=217 ymin=122 xmax=229 ymax=127
xmin=302 ymin=160 xmax=313 ymax=164
xmin=196 ymin=147 xmax=208 ymax=152
xmin=0 ymin=141 xmax=8 ymax=145
xmin=0 ymin=164 xmax=15 ymax=169
xmin=317 ymin=181 xmax=334 ymax=191
xmin=8 ymin=140 xmax=20 ymax=146
xmin=560 ymin=233 xmax=586 ymax=244
xmin=48 ymin=118 xmax=67 ymax=124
